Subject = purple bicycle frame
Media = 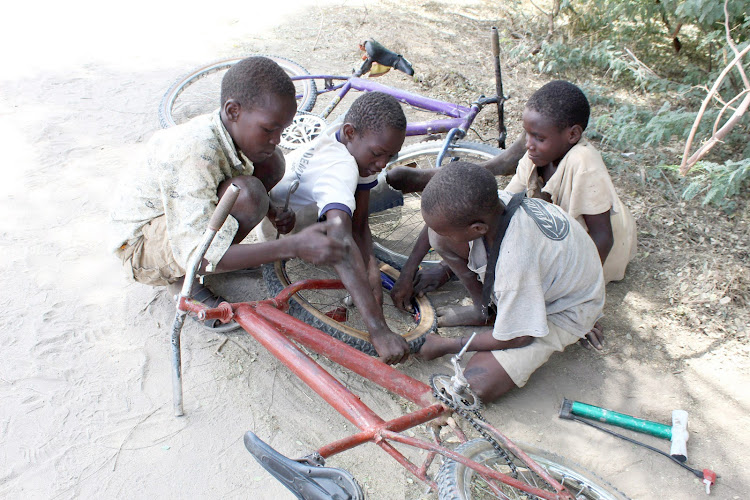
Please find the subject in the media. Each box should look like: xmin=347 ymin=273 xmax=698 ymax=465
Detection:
xmin=292 ymin=75 xmax=480 ymax=137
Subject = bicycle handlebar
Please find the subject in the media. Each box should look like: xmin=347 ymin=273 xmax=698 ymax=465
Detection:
xmin=209 ymin=183 xmax=240 ymax=231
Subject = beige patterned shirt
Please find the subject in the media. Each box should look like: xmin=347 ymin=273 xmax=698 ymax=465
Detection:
xmin=110 ymin=111 xmax=253 ymax=272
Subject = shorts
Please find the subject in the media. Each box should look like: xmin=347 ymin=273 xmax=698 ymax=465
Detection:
xmin=491 ymin=321 xmax=581 ymax=387
xmin=116 ymin=215 xmax=185 ymax=286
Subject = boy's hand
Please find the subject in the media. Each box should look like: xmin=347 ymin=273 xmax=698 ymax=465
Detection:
xmin=370 ymin=327 xmax=409 ymax=365
xmin=269 ymin=205 xmax=296 ymax=235
xmin=293 ymin=222 xmax=347 ymax=265
xmin=413 ymin=264 xmax=452 ymax=295
xmin=390 ymin=274 xmax=415 ymax=313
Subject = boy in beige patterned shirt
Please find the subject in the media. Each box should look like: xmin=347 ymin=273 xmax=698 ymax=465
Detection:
xmin=111 ymin=57 xmax=346 ymax=331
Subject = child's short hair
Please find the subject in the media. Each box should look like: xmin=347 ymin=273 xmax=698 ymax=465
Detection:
xmin=344 ymin=91 xmax=407 ymax=135
xmin=526 ymin=80 xmax=590 ymax=131
xmin=220 ymin=56 xmax=296 ymax=109
xmin=422 ymin=161 xmax=500 ymax=226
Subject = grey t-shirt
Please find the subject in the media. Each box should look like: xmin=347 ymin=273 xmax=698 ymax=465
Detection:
xmin=468 ymin=192 xmax=605 ymax=340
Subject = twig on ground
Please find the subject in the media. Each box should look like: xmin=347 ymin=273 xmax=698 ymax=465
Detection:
xmin=214 ymin=337 xmax=229 ymax=356
xmin=624 ymin=47 xmax=660 ymax=79
xmin=140 ymin=293 xmax=161 ymax=314
xmin=112 ymin=407 xmax=161 ymax=472
xmin=660 ymin=168 xmax=679 ymax=200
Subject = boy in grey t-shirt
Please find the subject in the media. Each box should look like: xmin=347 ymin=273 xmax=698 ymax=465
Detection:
xmin=418 ymin=162 xmax=605 ymax=404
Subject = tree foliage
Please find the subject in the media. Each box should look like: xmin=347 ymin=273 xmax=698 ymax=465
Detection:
xmin=505 ymin=0 xmax=750 ymax=209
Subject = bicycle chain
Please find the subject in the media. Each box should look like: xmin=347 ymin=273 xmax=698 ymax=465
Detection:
xmin=429 ymin=374 xmax=519 ymax=479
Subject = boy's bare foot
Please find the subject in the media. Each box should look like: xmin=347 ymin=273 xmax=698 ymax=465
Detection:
xmin=417 ymin=333 xmax=457 ymax=360
xmin=436 ymin=305 xmax=489 ymax=327
xmin=579 ymin=320 xmax=604 ymax=350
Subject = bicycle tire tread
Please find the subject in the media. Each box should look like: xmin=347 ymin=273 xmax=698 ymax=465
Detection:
xmin=261 ymin=262 xmax=432 ymax=356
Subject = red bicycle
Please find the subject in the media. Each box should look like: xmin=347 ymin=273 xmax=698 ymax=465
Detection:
xmin=167 ymin=185 xmax=628 ymax=500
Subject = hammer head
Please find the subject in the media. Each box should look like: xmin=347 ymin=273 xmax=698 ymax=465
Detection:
xmin=670 ymin=409 xmax=689 ymax=462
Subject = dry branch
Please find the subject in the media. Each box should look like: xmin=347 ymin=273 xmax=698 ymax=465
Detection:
xmin=678 ymin=0 xmax=750 ymax=176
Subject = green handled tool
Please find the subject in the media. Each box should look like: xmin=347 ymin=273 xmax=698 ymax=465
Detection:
xmin=560 ymin=398 xmax=718 ymax=495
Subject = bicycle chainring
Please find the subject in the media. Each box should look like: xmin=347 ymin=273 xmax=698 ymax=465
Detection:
xmin=429 ymin=373 xmax=520 ymax=479
xmin=280 ymin=111 xmax=326 ymax=150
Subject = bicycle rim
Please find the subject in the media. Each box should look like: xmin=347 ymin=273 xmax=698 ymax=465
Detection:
xmin=262 ymin=260 xmax=435 ymax=355
xmin=158 ymin=55 xmax=317 ymax=129
xmin=438 ymin=439 xmax=629 ymax=500
xmin=369 ymin=140 xmax=502 ymax=270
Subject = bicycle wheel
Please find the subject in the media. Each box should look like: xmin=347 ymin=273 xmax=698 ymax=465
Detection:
xmin=158 ymin=56 xmax=317 ymax=128
xmin=262 ymin=260 xmax=436 ymax=356
xmin=369 ymin=140 xmax=502 ymax=270
xmin=438 ymin=439 xmax=629 ymax=500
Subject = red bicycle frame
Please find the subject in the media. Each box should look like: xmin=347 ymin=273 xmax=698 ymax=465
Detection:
xmin=176 ymin=279 xmax=576 ymax=499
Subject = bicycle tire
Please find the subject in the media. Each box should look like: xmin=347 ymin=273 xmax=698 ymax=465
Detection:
xmin=261 ymin=260 xmax=436 ymax=356
xmin=158 ymin=55 xmax=318 ymax=129
xmin=369 ymin=140 xmax=502 ymax=270
xmin=438 ymin=439 xmax=629 ymax=500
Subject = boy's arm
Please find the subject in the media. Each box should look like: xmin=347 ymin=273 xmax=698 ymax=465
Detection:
xmin=326 ymin=206 xmax=409 ymax=365
xmin=418 ymin=328 xmax=533 ymax=360
xmin=253 ymin=148 xmax=296 ymax=235
xmin=209 ymin=221 xmax=346 ymax=273
xmin=390 ymin=226 xmax=431 ymax=311
xmin=582 ymin=211 xmax=614 ymax=264
xmin=351 ymin=189 xmax=383 ymax=306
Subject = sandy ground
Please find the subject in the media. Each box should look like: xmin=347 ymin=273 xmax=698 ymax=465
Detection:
xmin=1 ymin=1 xmax=748 ymax=499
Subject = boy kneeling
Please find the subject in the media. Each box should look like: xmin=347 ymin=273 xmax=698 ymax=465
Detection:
xmin=418 ymin=162 xmax=605 ymax=404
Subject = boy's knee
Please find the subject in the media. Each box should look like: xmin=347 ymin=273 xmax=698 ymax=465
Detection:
xmin=219 ymin=175 xmax=269 ymax=225
xmin=465 ymin=352 xmax=516 ymax=404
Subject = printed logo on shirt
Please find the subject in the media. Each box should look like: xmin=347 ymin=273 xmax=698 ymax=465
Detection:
xmin=293 ymin=148 xmax=316 ymax=177
xmin=521 ymin=198 xmax=569 ymax=241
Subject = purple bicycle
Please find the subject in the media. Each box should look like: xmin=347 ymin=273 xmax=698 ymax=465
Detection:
xmin=158 ymin=31 xmax=510 ymax=267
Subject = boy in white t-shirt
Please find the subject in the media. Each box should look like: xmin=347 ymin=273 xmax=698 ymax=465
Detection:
xmin=267 ymin=92 xmax=409 ymax=365
xmin=417 ymin=162 xmax=605 ymax=403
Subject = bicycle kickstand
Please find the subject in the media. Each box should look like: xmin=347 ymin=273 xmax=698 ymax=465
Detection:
xmin=170 ymin=183 xmax=240 ymax=416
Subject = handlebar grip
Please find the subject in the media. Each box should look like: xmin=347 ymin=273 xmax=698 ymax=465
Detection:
xmin=491 ymin=27 xmax=500 ymax=57
xmin=208 ymin=183 xmax=240 ymax=232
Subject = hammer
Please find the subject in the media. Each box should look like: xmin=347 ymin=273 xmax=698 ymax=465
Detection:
xmin=559 ymin=398 xmax=689 ymax=461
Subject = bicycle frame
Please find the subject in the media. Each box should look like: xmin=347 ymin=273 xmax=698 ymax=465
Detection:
xmin=297 ymin=75 xmax=482 ymax=137
xmin=293 ymin=73 xmax=502 ymax=168
xmin=176 ymin=284 xmax=576 ymax=499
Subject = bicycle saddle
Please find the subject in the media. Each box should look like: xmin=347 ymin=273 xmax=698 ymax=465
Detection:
xmin=362 ymin=39 xmax=414 ymax=76
xmin=244 ymin=431 xmax=364 ymax=500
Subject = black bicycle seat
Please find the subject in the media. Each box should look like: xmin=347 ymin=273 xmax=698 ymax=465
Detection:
xmin=244 ymin=431 xmax=364 ymax=500
xmin=363 ymin=39 xmax=414 ymax=76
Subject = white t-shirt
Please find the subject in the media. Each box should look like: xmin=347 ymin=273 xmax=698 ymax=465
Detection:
xmin=270 ymin=124 xmax=379 ymax=220
xmin=468 ymin=192 xmax=605 ymax=341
